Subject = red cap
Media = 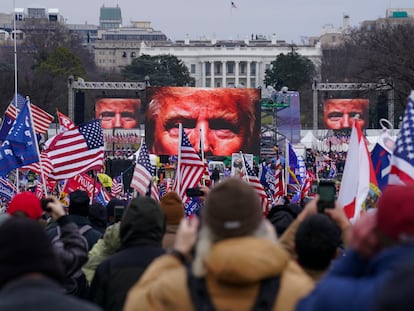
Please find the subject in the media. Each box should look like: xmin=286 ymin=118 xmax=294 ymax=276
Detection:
xmin=377 ymin=183 xmax=414 ymax=241
xmin=7 ymin=192 xmax=43 ymax=220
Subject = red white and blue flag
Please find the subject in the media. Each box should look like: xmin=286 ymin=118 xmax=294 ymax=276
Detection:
xmin=173 ymin=127 xmax=205 ymax=204
xmin=111 ymin=175 xmax=123 ymax=197
xmin=243 ymin=154 xmax=269 ymax=215
xmin=45 ymin=119 xmax=104 ymax=180
xmin=2 ymin=93 xmax=54 ymax=135
xmin=388 ymin=91 xmax=414 ymax=185
xmin=131 ymin=142 xmax=159 ymax=201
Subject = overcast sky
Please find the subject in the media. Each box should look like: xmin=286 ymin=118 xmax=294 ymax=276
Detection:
xmin=1 ymin=0 xmax=413 ymax=43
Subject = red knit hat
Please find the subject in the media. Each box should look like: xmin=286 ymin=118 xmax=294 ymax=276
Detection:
xmin=7 ymin=192 xmax=43 ymax=220
xmin=377 ymin=183 xmax=414 ymax=241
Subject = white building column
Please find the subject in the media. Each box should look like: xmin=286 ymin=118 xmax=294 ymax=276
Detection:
xmin=235 ymin=61 xmax=240 ymax=87
xmin=255 ymin=62 xmax=260 ymax=88
xmin=201 ymin=61 xmax=206 ymax=87
xmin=211 ymin=61 xmax=215 ymax=88
xmin=247 ymin=61 xmax=251 ymax=88
xmin=222 ymin=61 xmax=227 ymax=88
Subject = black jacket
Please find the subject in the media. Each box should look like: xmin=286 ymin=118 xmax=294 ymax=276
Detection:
xmin=89 ymin=245 xmax=165 ymax=311
xmin=89 ymin=196 xmax=166 ymax=311
xmin=0 ymin=276 xmax=102 ymax=311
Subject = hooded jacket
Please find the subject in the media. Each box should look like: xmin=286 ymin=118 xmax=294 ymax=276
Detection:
xmin=89 ymin=197 xmax=166 ymax=311
xmin=124 ymin=237 xmax=314 ymax=311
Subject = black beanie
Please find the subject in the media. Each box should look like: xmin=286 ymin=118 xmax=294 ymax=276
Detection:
xmin=0 ymin=217 xmax=64 ymax=288
xmin=120 ymin=196 xmax=166 ymax=247
xmin=68 ymin=190 xmax=90 ymax=217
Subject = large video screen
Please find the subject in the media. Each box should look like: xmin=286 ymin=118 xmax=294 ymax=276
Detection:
xmin=144 ymin=87 xmax=261 ymax=156
xmin=95 ymin=98 xmax=141 ymax=129
xmin=323 ymin=98 xmax=369 ymax=130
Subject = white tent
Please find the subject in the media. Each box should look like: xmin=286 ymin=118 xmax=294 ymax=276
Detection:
xmin=300 ymin=131 xmax=319 ymax=149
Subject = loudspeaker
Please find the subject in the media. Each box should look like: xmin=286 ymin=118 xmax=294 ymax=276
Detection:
xmin=74 ymin=92 xmax=85 ymax=125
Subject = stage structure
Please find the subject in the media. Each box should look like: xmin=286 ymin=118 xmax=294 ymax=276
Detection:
xmin=312 ymin=81 xmax=395 ymax=130
xmin=67 ymin=76 xmax=147 ymax=121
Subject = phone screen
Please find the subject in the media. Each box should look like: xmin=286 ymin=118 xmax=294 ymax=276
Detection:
xmin=317 ymin=181 xmax=336 ymax=212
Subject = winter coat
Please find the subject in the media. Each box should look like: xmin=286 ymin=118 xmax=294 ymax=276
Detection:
xmin=89 ymin=197 xmax=166 ymax=311
xmin=296 ymin=245 xmax=414 ymax=311
xmin=51 ymin=215 xmax=89 ymax=294
xmin=124 ymin=237 xmax=314 ymax=311
xmin=0 ymin=276 xmax=102 ymax=311
xmin=83 ymin=222 xmax=121 ymax=284
xmin=47 ymin=215 xmax=102 ymax=251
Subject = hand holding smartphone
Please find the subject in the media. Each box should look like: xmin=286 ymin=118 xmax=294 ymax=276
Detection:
xmin=317 ymin=180 xmax=337 ymax=213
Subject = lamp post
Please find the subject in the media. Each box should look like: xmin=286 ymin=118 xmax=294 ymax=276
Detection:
xmin=67 ymin=75 xmax=74 ymax=120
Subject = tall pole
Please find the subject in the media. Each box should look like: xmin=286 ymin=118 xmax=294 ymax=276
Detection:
xmin=13 ymin=0 xmax=18 ymax=104
xmin=312 ymin=80 xmax=318 ymax=131
xmin=13 ymin=0 xmax=19 ymax=192
xmin=67 ymin=75 xmax=74 ymax=120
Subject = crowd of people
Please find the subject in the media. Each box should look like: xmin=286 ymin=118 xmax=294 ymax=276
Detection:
xmin=0 ymin=172 xmax=414 ymax=311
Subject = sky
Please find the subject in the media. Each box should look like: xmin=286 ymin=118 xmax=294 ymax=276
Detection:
xmin=1 ymin=0 xmax=414 ymax=43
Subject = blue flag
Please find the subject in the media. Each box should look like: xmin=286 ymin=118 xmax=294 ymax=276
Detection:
xmin=371 ymin=143 xmax=391 ymax=191
xmin=0 ymin=102 xmax=39 ymax=176
xmin=0 ymin=176 xmax=17 ymax=200
xmin=0 ymin=93 xmax=27 ymax=141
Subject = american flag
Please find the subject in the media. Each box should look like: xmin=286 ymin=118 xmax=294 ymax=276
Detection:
xmin=5 ymin=94 xmax=54 ymax=134
xmin=130 ymin=142 xmax=159 ymax=201
xmin=111 ymin=175 xmax=123 ymax=197
xmin=301 ymin=170 xmax=315 ymax=199
xmin=21 ymin=151 xmax=54 ymax=178
xmin=389 ymin=92 xmax=414 ymax=184
xmin=173 ymin=128 xmax=205 ymax=204
xmin=45 ymin=119 xmax=104 ymax=180
xmin=242 ymin=154 xmax=269 ymax=214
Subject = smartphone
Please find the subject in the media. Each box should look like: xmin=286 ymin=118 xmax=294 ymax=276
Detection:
xmin=317 ymin=180 xmax=336 ymax=213
xmin=114 ymin=205 xmax=125 ymax=222
xmin=40 ymin=198 xmax=53 ymax=212
xmin=186 ymin=187 xmax=204 ymax=197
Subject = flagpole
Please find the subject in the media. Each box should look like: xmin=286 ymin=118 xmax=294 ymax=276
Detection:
xmin=13 ymin=0 xmax=18 ymax=111
xmin=285 ymin=138 xmax=289 ymax=195
xmin=200 ymin=127 xmax=206 ymax=186
xmin=12 ymin=1 xmax=20 ymax=192
xmin=239 ymin=151 xmax=249 ymax=182
xmin=176 ymin=124 xmax=183 ymax=197
xmin=27 ymin=98 xmax=48 ymax=196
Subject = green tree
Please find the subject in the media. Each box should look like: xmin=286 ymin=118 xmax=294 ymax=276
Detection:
xmin=37 ymin=47 xmax=86 ymax=77
xmin=121 ymin=54 xmax=194 ymax=86
xmin=264 ymin=47 xmax=315 ymax=91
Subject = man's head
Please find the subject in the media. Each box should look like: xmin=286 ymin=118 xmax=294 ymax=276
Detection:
xmin=7 ymin=192 xmax=43 ymax=220
xmin=202 ymin=177 xmax=262 ymax=240
xmin=0 ymin=217 xmax=63 ymax=288
xmin=295 ymin=214 xmax=342 ymax=271
xmin=68 ymin=190 xmax=90 ymax=217
xmin=96 ymin=98 xmax=140 ymax=129
xmin=146 ymin=87 xmax=260 ymax=156
xmin=120 ymin=196 xmax=166 ymax=248
xmin=323 ymin=99 xmax=369 ymax=129
xmin=377 ymin=183 xmax=414 ymax=242
xmin=159 ymin=191 xmax=184 ymax=226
